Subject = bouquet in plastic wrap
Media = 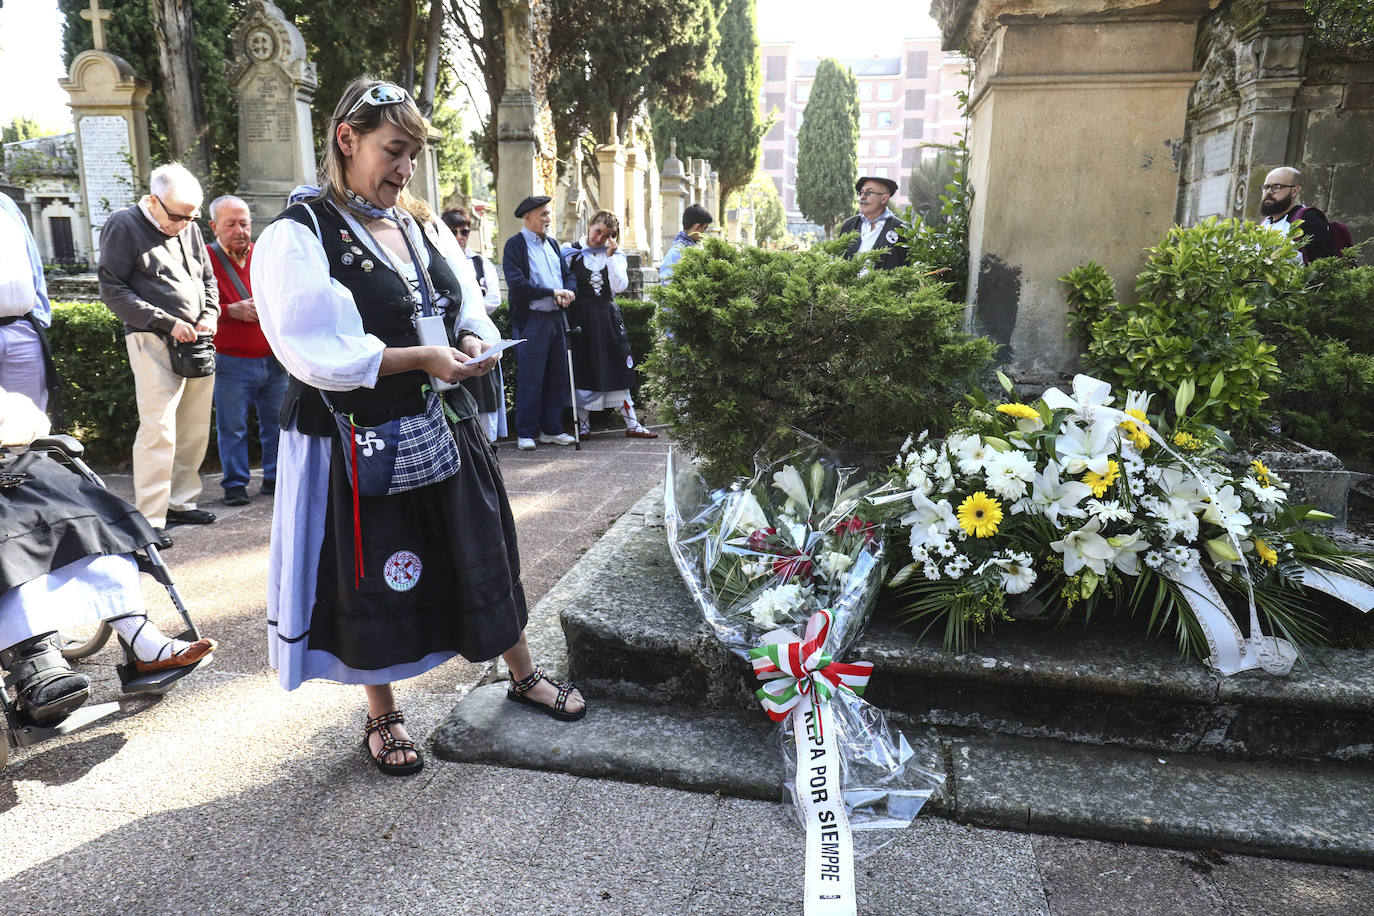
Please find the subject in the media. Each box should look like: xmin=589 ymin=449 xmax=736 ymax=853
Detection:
xmin=666 ymin=432 xmax=943 ymax=916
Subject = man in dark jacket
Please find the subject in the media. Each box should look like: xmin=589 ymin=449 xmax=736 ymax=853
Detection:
xmin=839 ymin=176 xmax=908 ymax=271
xmin=1258 ymin=167 xmax=1340 ymax=264
xmin=501 ymin=195 xmax=578 ymax=450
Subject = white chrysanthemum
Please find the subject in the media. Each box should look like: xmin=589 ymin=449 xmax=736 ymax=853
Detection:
xmin=944 ymin=554 xmax=972 ymax=579
xmin=1144 ymin=550 xmax=1166 ymax=570
xmin=900 ymin=434 xmax=914 ymax=454
xmin=951 ymin=434 xmax=992 ymax=476
xmin=905 ymin=463 xmax=933 ymax=494
xmin=923 ymin=561 xmax=942 ymax=580
xmin=979 ymin=550 xmax=1036 ymax=594
xmin=982 ymin=449 xmax=1036 ymax=501
xmin=749 ymin=583 xmax=812 ymax=630
xmin=820 ymin=550 xmax=853 ymax=579
xmin=935 ymin=538 xmax=958 ymax=558
xmin=1240 ymin=476 xmax=1287 ymax=507
xmin=1085 ymin=499 xmax=1134 ymax=524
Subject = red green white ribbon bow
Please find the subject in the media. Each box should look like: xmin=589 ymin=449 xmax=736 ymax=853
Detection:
xmin=749 ymin=610 xmax=874 ymax=723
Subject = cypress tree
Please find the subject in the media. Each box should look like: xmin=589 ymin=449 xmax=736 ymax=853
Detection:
xmin=794 ymin=58 xmax=858 ymax=238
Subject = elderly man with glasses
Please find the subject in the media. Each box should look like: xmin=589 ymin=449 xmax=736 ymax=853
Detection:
xmin=839 ymin=175 xmax=909 ymax=271
xmin=97 ymin=162 xmax=220 ymax=549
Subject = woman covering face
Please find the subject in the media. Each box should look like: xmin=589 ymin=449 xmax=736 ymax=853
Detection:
xmin=250 ymin=78 xmax=585 ymax=777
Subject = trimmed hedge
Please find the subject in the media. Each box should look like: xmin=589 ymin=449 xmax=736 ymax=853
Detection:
xmin=643 ymin=236 xmax=995 ymax=481
xmin=47 ymin=301 xmax=139 ymax=463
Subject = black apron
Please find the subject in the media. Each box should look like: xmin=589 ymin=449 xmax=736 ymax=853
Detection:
xmin=567 ymin=246 xmax=636 ymax=393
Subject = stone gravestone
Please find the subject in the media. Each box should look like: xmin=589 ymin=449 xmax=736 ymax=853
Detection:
xmin=58 ymin=0 xmax=152 ymax=261
xmin=227 ymin=0 xmax=318 ymax=229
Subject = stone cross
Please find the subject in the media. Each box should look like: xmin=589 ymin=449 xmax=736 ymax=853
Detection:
xmin=80 ymin=0 xmax=113 ymax=52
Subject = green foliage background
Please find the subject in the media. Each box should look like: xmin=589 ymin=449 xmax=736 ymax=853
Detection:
xmin=651 ymin=0 xmax=767 ymax=203
xmin=46 ymin=302 xmax=139 ymax=463
xmin=644 ymin=237 xmax=994 ymax=481
xmin=731 ymin=173 xmax=786 ymax=245
xmin=794 ymin=58 xmax=858 ymax=238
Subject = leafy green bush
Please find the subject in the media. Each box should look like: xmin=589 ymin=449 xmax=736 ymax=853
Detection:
xmin=644 ymin=236 xmax=994 ymax=481
xmin=1063 ymin=218 xmax=1305 ymax=428
xmin=1268 ymin=262 xmax=1374 ymax=467
xmin=894 ymin=140 xmax=971 ymax=303
xmin=47 ymin=301 xmax=139 ymax=463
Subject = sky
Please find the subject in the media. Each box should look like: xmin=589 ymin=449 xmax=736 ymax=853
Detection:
xmin=0 ymin=0 xmax=943 ymax=135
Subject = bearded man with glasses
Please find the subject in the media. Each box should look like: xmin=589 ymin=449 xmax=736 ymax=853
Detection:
xmin=1258 ymin=166 xmax=1339 ymax=264
xmin=839 ymin=175 xmax=909 ymax=271
xmin=97 ymin=162 xmax=221 ymax=549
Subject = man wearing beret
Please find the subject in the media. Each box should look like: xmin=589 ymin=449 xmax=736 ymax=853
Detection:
xmin=501 ymin=196 xmax=579 ymax=451
xmin=839 ymin=176 xmax=909 ymax=271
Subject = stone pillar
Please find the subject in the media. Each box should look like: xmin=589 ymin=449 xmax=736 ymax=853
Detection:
xmin=646 ymin=143 xmax=662 ymax=261
xmin=622 ymin=131 xmax=648 ymax=252
xmin=496 ymin=0 xmax=541 ymax=252
xmin=409 ymin=123 xmax=445 ymax=215
xmin=660 ymin=140 xmax=688 ymax=255
xmin=934 ymin=0 xmax=1210 ymax=384
xmin=709 ymin=170 xmax=721 ymax=228
xmin=595 ymin=134 xmax=627 ymax=228
xmin=228 ymin=1 xmax=318 ymax=232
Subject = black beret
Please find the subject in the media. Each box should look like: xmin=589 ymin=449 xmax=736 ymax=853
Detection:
xmin=855 ymin=176 xmax=898 ymax=196
xmin=514 ymin=195 xmax=552 ymax=217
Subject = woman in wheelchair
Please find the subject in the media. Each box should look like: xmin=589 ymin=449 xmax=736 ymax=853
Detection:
xmin=1 ymin=387 xmax=216 ymax=728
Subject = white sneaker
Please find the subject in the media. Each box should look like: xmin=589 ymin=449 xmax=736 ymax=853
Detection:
xmin=517 ymin=437 xmax=536 ymax=450
xmin=539 ymin=432 xmax=577 ymax=446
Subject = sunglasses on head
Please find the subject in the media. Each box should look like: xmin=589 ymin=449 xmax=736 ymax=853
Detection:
xmin=343 ymin=83 xmax=409 ymax=120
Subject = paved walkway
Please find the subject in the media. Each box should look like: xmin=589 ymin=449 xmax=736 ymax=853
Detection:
xmin=3 ymin=428 xmax=1372 ymax=915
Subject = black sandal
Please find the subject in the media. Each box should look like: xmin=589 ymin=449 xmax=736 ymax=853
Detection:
xmin=363 ymin=710 xmax=423 ymax=776
xmin=506 ymin=666 xmax=587 ymax=721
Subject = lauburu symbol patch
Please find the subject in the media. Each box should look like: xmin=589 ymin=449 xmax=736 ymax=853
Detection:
xmin=356 ymin=430 xmax=385 ymax=456
xmin=384 ymin=550 xmax=422 ymax=592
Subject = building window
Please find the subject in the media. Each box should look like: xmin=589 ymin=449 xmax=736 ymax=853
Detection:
xmin=902 ymin=147 xmax=919 ymax=168
xmin=877 ymin=82 xmax=893 ymax=101
xmin=858 ymin=140 xmax=869 ymax=157
xmin=907 ymin=51 xmax=928 ymax=75
xmin=875 ymin=139 xmax=891 ymax=157
xmin=874 ymin=167 xmax=888 ymax=179
xmin=766 ymin=55 xmax=786 ymax=82
xmin=766 ymin=120 xmax=783 ymax=141
xmin=764 ymin=149 xmax=783 ymax=170
xmin=796 ymin=83 xmax=810 ymax=103
xmin=765 ymin=91 xmax=784 ymax=113
xmin=773 ymin=176 xmax=783 ymax=195
xmin=904 ymin=88 xmax=926 ymax=111
xmin=858 ymin=82 xmax=873 ymax=102
xmin=903 ymin=117 xmax=925 ymax=139
xmin=876 ymin=111 xmax=892 ymax=129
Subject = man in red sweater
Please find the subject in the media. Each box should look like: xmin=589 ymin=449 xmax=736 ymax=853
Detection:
xmin=206 ymin=196 xmax=286 ymax=506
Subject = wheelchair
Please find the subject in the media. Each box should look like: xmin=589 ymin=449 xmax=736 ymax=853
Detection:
xmin=1 ymin=435 xmax=212 ymax=769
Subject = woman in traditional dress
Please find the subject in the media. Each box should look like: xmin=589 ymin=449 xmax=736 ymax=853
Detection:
xmin=251 ymin=79 xmax=584 ymax=776
xmin=561 ymin=210 xmax=657 ymax=439
xmin=440 ymin=207 xmax=507 ymax=443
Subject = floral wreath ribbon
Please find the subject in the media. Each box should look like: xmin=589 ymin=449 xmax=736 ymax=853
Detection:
xmin=1044 ymin=375 xmax=1374 ymax=677
xmin=749 ymin=610 xmax=873 ymax=916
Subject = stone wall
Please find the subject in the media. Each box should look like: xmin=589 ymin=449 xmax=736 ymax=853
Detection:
xmin=1178 ymin=0 xmax=1374 ymax=264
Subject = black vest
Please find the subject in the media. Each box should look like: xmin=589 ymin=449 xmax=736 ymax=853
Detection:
xmin=274 ymin=200 xmax=472 ymax=435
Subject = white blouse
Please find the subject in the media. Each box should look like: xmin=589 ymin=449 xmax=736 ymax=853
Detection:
xmin=572 ymin=238 xmax=629 ymax=296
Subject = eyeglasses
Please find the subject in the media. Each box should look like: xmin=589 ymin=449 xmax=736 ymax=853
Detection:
xmin=858 ymin=190 xmax=889 ymax=198
xmin=155 ymin=195 xmax=197 ymax=224
xmin=1261 ymin=183 xmax=1296 ymax=193
xmin=458 ymin=228 xmax=471 ymax=237
xmin=343 ymin=83 xmax=409 ymax=120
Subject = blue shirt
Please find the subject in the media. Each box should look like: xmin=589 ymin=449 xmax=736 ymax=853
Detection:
xmin=657 ymin=231 xmax=698 ymax=284
xmin=0 ymin=194 xmax=52 ymax=328
xmin=522 ymin=227 xmax=563 ymax=311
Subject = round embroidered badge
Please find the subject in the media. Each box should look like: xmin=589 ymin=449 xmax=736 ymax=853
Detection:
xmin=383 ymin=550 xmax=422 ymax=592
xmin=885 ymin=229 xmax=899 ymax=245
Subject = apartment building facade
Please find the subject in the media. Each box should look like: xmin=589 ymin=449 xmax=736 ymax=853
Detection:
xmin=759 ymin=39 xmax=969 ymax=230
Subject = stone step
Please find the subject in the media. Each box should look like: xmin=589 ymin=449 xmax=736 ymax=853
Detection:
xmin=560 ymin=490 xmax=1374 ymax=764
xmin=433 ymin=683 xmax=1374 ymax=868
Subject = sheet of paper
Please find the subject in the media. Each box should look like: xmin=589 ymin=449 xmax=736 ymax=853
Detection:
xmin=460 ymin=338 xmax=525 ymax=365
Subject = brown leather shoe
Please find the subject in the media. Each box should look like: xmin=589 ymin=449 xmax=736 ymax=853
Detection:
xmin=625 ymin=427 xmax=659 ymax=439
xmin=132 ymin=637 xmax=217 ymax=674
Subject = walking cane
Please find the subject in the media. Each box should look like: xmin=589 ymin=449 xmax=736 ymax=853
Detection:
xmin=559 ymin=308 xmax=582 ymax=450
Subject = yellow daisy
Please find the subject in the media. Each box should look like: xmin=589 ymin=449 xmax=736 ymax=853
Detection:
xmin=996 ymin=403 xmax=1040 ymax=420
xmin=1172 ymin=430 xmax=1202 ymax=450
xmin=1255 ymin=538 xmax=1278 ymax=567
xmin=956 ymin=491 xmax=1004 ymax=538
xmin=1081 ymin=460 xmax=1120 ymax=497
xmin=1251 ymin=459 xmax=1272 ymax=486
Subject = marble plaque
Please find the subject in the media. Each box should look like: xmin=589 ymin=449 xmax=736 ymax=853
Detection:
xmin=78 ymin=115 xmax=135 ymax=226
xmin=240 ymin=69 xmax=298 ymax=163
xmin=1201 ymin=130 xmax=1233 ymax=175
xmin=1197 ymin=174 xmax=1229 ymax=217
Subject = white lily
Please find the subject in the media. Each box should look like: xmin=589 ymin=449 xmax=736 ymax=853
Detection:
xmin=772 ymin=464 xmax=810 ymax=513
xmin=1202 ymin=485 xmax=1251 ymax=538
xmin=1051 ymin=516 xmax=1115 ymax=576
xmin=726 ymin=490 xmax=770 ymax=535
xmin=902 ymin=492 xmax=958 ymax=549
xmin=1014 ymin=459 xmax=1092 ymax=526
xmin=1107 ymin=530 xmax=1151 ymax=575
xmin=1055 ymin=419 xmax=1116 ymax=476
xmin=1043 ymin=374 xmax=1117 ymax=422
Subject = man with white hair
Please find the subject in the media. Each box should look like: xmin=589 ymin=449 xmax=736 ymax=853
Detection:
xmin=1258 ymin=166 xmax=1340 ymax=264
xmin=97 ymin=163 xmax=220 ymax=548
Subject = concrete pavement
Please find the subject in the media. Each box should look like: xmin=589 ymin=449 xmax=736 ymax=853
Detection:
xmin=3 ymin=427 xmax=1372 ymax=915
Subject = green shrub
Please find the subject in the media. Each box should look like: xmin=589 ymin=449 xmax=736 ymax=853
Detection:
xmin=644 ymin=236 xmax=994 ymax=481
xmin=46 ymin=301 xmax=139 ymax=463
xmin=490 ymin=298 xmax=658 ymax=424
xmin=1063 ymin=218 xmax=1305 ymax=428
xmin=894 ymin=141 xmax=972 ymax=303
xmin=1268 ymin=262 xmax=1374 ymax=467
